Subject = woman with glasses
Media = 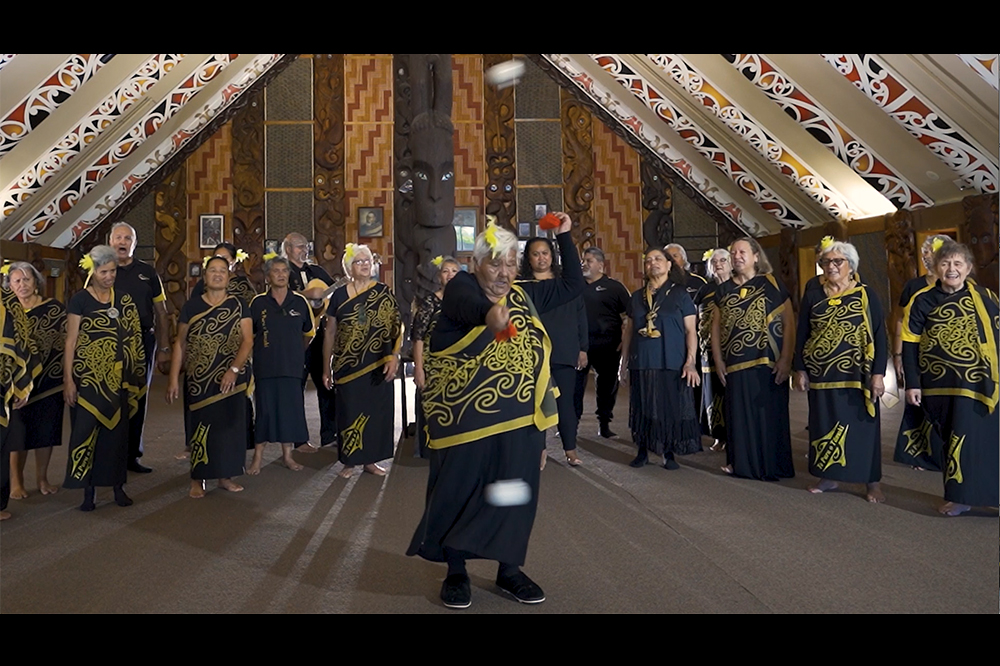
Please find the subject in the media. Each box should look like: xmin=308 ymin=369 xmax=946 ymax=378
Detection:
xmin=794 ymin=239 xmax=888 ymax=502
xmin=322 ymin=244 xmax=401 ymax=478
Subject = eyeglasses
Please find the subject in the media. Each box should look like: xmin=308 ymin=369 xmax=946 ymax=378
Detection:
xmin=818 ymin=258 xmax=847 ymax=268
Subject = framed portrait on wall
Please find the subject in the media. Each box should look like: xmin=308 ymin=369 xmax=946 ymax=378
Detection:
xmin=264 ymin=239 xmax=280 ymax=256
xmin=199 ymin=214 xmax=223 ymax=249
xmin=359 ymin=207 xmax=384 ymax=237
xmin=453 ymin=208 xmax=478 ymax=253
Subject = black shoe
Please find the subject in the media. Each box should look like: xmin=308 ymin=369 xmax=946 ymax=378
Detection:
xmin=599 ymin=422 xmax=616 ymax=438
xmin=496 ymin=571 xmax=545 ymax=604
xmin=113 ymin=486 xmax=133 ymax=507
xmin=629 ymin=451 xmax=648 ymax=468
xmin=127 ymin=459 xmax=152 ymax=474
xmin=80 ymin=487 xmax=96 ymax=512
xmin=440 ymin=573 xmax=472 ymax=609
xmin=663 ymin=455 xmax=680 ymax=471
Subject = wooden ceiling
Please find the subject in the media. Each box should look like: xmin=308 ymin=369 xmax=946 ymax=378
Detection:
xmin=2 ymin=54 xmax=996 ymax=247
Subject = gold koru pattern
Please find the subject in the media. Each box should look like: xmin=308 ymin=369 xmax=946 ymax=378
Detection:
xmin=422 ymin=287 xmax=541 ymax=430
xmin=31 ymin=302 xmax=65 ymax=383
xmin=75 ymin=310 xmax=121 ymax=402
xmin=190 ymin=422 xmax=210 ymax=469
xmin=341 ymin=413 xmax=369 ymax=458
xmin=803 ymin=294 xmax=868 ymax=379
xmin=186 ymin=300 xmax=243 ymax=402
xmin=719 ymin=285 xmax=769 ymax=361
xmin=919 ymin=294 xmax=988 ymax=385
xmin=333 ymin=287 xmax=399 ymax=377
xmin=901 ymin=419 xmax=932 ymax=458
xmin=69 ymin=427 xmax=98 ymax=480
xmin=944 ymin=433 xmax=964 ymax=484
xmin=812 ymin=422 xmax=848 ymax=471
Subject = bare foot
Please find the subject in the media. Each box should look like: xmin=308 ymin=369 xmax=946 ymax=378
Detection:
xmin=219 ymin=478 xmax=244 ymax=492
xmin=710 ymin=440 xmax=726 ymax=452
xmin=297 ymin=442 xmax=319 ymax=454
xmin=10 ymin=486 xmax=28 ymax=500
xmin=38 ymin=481 xmax=59 ymax=495
xmin=189 ymin=481 xmax=206 ymax=499
xmin=281 ymin=457 xmax=303 ymax=472
xmin=338 ymin=465 xmax=355 ymax=479
xmin=720 ymin=465 xmax=734 ymax=475
xmin=866 ymin=483 xmax=885 ymax=503
xmin=540 ymin=449 xmax=548 ymax=471
xmin=247 ymin=450 xmax=263 ymax=475
xmin=363 ymin=463 xmax=386 ymax=476
xmin=939 ymin=501 xmax=971 ymax=517
xmin=0 ymin=510 xmax=10 ymax=521
xmin=565 ymin=450 xmax=581 ymax=466
xmin=174 ymin=450 xmax=190 ymax=460
xmin=808 ymin=479 xmax=838 ymax=494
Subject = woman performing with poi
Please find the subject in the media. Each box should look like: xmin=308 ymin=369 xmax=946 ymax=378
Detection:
xmin=2 ymin=262 xmax=66 ymax=500
xmin=411 ymin=255 xmax=461 ymax=459
xmin=63 ymin=246 xmax=146 ymax=511
xmin=167 ymin=256 xmax=254 ymax=498
xmin=695 ymin=248 xmax=731 ymax=451
xmin=902 ymin=241 xmax=998 ymax=516
xmin=619 ymin=248 xmax=701 ymax=469
xmin=711 ymin=238 xmax=795 ymax=481
xmin=408 ymin=213 xmax=583 ymax=609
xmin=321 ymin=243 xmax=401 ymax=478
xmin=794 ymin=238 xmax=888 ymax=502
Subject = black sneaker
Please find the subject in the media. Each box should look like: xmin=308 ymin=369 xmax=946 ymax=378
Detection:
xmin=496 ymin=571 xmax=546 ymax=604
xmin=629 ymin=451 xmax=648 ymax=468
xmin=440 ymin=573 xmax=472 ymax=609
xmin=599 ymin=422 xmax=616 ymax=438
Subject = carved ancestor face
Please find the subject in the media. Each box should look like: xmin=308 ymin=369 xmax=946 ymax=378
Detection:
xmin=966 ymin=202 xmax=998 ymax=270
xmin=410 ymin=125 xmax=455 ymax=229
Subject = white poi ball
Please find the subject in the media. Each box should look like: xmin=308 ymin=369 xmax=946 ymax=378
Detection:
xmin=485 ymin=479 xmax=532 ymax=507
xmin=485 ymin=59 xmax=526 ymax=89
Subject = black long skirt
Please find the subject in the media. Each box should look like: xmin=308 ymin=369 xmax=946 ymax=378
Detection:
xmin=3 ymin=393 xmax=64 ymax=451
xmin=701 ymin=370 xmax=727 ymax=441
xmin=807 ymin=388 xmax=881 ymax=484
xmin=64 ymin=395 xmax=128 ymax=489
xmin=924 ymin=395 xmax=999 ymax=507
xmin=892 ymin=402 xmax=943 ymax=471
xmin=408 ymin=427 xmax=545 ymax=566
xmin=254 ymin=377 xmax=308 ymax=444
xmin=629 ymin=369 xmax=702 ymax=456
xmin=185 ymin=392 xmax=247 ymax=480
xmin=337 ymin=368 xmax=395 ymax=466
xmin=725 ymin=367 xmax=794 ymax=481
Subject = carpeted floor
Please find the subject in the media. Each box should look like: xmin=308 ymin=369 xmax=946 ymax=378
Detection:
xmin=1 ymin=375 xmax=996 ymax=613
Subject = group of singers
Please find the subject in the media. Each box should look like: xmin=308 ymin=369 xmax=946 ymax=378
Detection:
xmin=2 ymin=215 xmax=996 ymax=608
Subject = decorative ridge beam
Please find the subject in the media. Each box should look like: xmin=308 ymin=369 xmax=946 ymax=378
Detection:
xmin=531 ymin=54 xmax=766 ymax=239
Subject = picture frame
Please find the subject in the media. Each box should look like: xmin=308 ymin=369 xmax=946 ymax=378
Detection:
xmin=534 ymin=204 xmax=547 ymax=219
xmin=518 ymin=222 xmax=532 ymax=238
xmin=359 ymin=207 xmax=384 ymax=237
xmin=264 ymin=239 xmax=280 ymax=256
xmin=453 ymin=207 xmax=478 ymax=252
xmin=199 ymin=214 xmax=223 ymax=249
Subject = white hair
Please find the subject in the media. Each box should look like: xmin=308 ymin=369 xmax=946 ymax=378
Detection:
xmin=342 ymin=243 xmax=374 ymax=276
xmin=665 ymin=243 xmax=689 ymax=270
xmin=89 ymin=244 xmax=118 ymax=268
xmin=705 ymin=248 xmax=731 ymax=280
xmin=473 ymin=226 xmax=518 ymax=264
xmin=818 ymin=241 xmax=860 ymax=273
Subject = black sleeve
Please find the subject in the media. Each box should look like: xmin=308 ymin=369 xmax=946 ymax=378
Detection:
xmin=794 ymin=288 xmax=816 ymax=373
xmin=576 ymin=296 xmax=588 ymax=353
xmin=901 ymin=294 xmax=928 ymax=385
xmin=520 ymin=232 xmax=584 ymax=314
xmin=191 ymin=278 xmax=205 ymax=300
xmin=310 ymin=265 xmax=333 ymax=284
xmin=616 ymin=282 xmax=631 ymax=314
xmin=67 ymin=291 xmax=87 ymax=316
xmin=441 ymin=272 xmax=493 ymax=327
xmin=868 ymin=289 xmax=887 ymax=376
xmin=679 ymin=290 xmax=696 ymax=318
xmin=178 ymin=298 xmax=196 ymax=325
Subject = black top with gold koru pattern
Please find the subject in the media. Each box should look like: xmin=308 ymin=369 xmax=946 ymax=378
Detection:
xmin=714 ymin=274 xmax=789 ymax=375
xmin=180 ymin=295 xmax=251 ymax=411
xmin=902 ymin=281 xmax=999 ymax=413
xmin=795 ymin=280 xmax=887 ymax=417
xmin=422 ymin=282 xmax=558 ymax=450
xmin=0 ymin=286 xmax=40 ymax=427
